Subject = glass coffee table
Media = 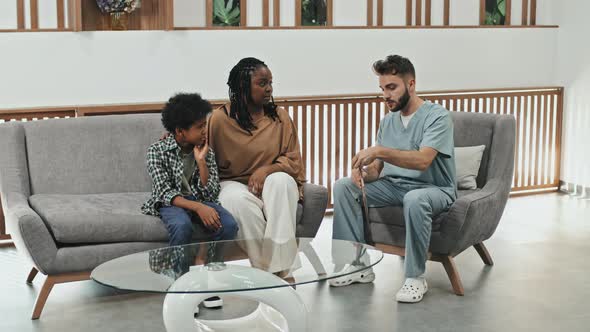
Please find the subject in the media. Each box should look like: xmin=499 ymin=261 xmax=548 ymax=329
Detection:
xmin=91 ymin=237 xmax=383 ymax=332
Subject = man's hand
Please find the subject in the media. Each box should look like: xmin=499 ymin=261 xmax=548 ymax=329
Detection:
xmin=352 ymin=147 xmax=379 ymax=169
xmin=193 ymin=138 xmax=209 ymax=162
xmin=193 ymin=203 xmax=221 ymax=231
xmin=248 ymin=167 xmax=269 ymax=196
xmin=351 ymin=167 xmax=368 ymax=189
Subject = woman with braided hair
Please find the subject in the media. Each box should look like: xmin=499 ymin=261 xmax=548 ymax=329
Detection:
xmin=208 ymin=57 xmax=305 ymax=273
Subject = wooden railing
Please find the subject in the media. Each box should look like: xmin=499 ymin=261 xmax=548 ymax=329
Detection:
xmin=0 ymin=86 xmax=564 ymax=237
xmin=1 ymin=0 xmax=553 ymax=32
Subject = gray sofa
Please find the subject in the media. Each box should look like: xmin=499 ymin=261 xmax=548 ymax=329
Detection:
xmin=368 ymin=111 xmax=516 ymax=295
xmin=0 ymin=113 xmax=328 ymax=319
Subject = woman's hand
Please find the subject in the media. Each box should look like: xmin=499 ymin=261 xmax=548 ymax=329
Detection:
xmin=248 ymin=167 xmax=269 ymax=197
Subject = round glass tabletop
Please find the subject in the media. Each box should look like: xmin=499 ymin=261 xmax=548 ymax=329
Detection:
xmin=91 ymin=237 xmax=383 ymax=294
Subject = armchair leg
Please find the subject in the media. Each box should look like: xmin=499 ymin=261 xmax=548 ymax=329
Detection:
xmin=474 ymin=242 xmax=494 ymax=266
xmin=26 ymin=267 xmax=39 ymax=284
xmin=440 ymin=255 xmax=464 ymax=296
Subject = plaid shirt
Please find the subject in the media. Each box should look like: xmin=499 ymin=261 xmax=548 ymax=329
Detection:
xmin=141 ymin=135 xmax=220 ymax=216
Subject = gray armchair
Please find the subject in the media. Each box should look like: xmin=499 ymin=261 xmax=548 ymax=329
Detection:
xmin=368 ymin=111 xmax=516 ymax=295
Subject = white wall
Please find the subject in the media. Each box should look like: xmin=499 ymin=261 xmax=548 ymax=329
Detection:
xmin=555 ymin=0 xmax=590 ymax=189
xmin=0 ymin=28 xmax=557 ymax=108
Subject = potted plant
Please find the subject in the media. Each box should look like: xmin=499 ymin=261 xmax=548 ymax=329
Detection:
xmin=213 ymin=0 xmax=241 ymax=26
xmin=96 ymin=0 xmax=142 ymax=30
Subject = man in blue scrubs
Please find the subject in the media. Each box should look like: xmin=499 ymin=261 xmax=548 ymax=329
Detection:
xmin=330 ymin=55 xmax=456 ymax=303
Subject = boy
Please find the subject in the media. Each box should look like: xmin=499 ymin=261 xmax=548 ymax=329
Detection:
xmin=142 ymin=92 xmax=238 ymax=247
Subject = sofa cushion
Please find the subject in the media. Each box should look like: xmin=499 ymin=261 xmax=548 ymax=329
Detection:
xmin=368 ymin=189 xmax=479 ymax=231
xmin=29 ymin=192 xmax=305 ymax=244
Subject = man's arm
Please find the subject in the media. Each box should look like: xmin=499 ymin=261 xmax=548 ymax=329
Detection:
xmin=352 ymin=145 xmax=438 ymax=172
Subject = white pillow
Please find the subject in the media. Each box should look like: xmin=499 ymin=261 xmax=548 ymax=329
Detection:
xmin=455 ymin=145 xmax=486 ymax=190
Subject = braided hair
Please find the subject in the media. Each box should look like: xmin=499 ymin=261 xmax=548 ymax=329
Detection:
xmin=227 ymin=57 xmax=279 ymax=134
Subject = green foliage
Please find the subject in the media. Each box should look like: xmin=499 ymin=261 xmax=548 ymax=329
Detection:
xmin=302 ymin=0 xmax=327 ymax=26
xmin=485 ymin=0 xmax=506 ymax=25
xmin=213 ymin=0 xmax=240 ymax=26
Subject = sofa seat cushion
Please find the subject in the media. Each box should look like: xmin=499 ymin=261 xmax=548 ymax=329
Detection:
xmin=29 ymin=192 xmax=177 ymax=244
xmin=29 ymin=192 xmax=305 ymax=244
xmin=368 ymin=189 xmax=479 ymax=231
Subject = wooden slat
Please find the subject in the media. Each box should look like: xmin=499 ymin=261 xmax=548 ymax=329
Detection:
xmin=376 ymin=0 xmax=383 ymax=26
xmin=327 ymin=105 xmax=332 ymax=203
xmin=545 ymin=95 xmax=554 ymax=185
xmin=67 ymin=0 xmax=82 ymax=31
xmin=326 ymin=0 xmax=333 ymax=26
xmin=522 ymin=0 xmax=529 ymax=25
xmin=367 ymin=0 xmax=373 ymax=26
xmin=537 ymin=94 xmax=547 ymax=185
xmin=416 ymin=0 xmax=422 ymax=26
xmin=406 ymin=0 xmax=412 ymax=26
xmin=479 ymin=0 xmax=485 ymax=25
xmin=319 ymin=105 xmax=325 ymax=187
xmin=505 ymin=0 xmax=512 ymax=26
xmin=295 ymin=0 xmax=302 ymax=26
xmin=444 ymin=0 xmax=450 ymax=25
xmin=555 ymin=89 xmax=564 ymax=184
xmin=301 ymin=105 xmax=307 ymax=178
xmin=530 ymin=0 xmax=536 ymax=25
xmin=534 ymin=95 xmax=542 ymax=185
xmin=56 ymin=0 xmax=65 ymax=29
xmin=425 ymin=0 xmax=431 ymax=26
xmin=310 ymin=105 xmax=316 ymax=183
xmin=206 ymin=0 xmax=213 ymax=27
xmin=240 ymin=0 xmax=247 ymax=27
xmin=30 ymin=0 xmax=39 ymax=29
xmin=165 ymin=0 xmax=174 ymax=30
xmin=273 ymin=0 xmax=280 ymax=26
xmin=524 ymin=97 xmax=535 ymax=186
xmin=360 ymin=103 xmax=366 ymax=150
xmin=513 ymin=96 xmax=521 ymax=187
xmin=262 ymin=0 xmax=269 ymax=26
xmin=0 ymin=200 xmax=5 ymax=237
xmin=17 ymin=0 xmax=25 ymax=29
xmin=368 ymin=102 xmax=374 ymax=146
xmin=335 ymin=104 xmax=341 ymax=181
xmin=343 ymin=103 xmax=350 ymax=177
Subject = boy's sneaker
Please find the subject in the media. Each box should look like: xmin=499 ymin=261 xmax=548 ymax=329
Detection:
xmin=395 ymin=277 xmax=428 ymax=303
xmin=328 ymin=265 xmax=375 ymax=287
xmin=203 ymin=296 xmax=223 ymax=308
xmin=194 ymin=296 xmax=223 ymax=317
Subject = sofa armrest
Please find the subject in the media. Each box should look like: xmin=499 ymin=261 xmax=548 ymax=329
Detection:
xmin=298 ymin=183 xmax=328 ymax=238
xmin=4 ymin=191 xmax=58 ymax=275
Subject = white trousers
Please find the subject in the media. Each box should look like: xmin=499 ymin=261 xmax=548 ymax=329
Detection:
xmin=219 ymin=172 xmax=300 ymax=273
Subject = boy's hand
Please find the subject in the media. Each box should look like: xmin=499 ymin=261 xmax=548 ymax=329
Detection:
xmin=160 ymin=132 xmax=171 ymax=141
xmin=193 ymin=203 xmax=221 ymax=231
xmin=248 ymin=167 xmax=269 ymax=197
xmin=193 ymin=138 xmax=209 ymax=162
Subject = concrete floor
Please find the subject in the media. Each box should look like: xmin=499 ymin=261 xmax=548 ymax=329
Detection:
xmin=1 ymin=193 xmax=589 ymax=331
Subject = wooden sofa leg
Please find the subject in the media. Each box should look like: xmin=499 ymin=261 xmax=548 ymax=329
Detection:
xmin=440 ymin=256 xmax=465 ymax=296
xmin=32 ymin=276 xmax=56 ymax=320
xmin=26 ymin=267 xmax=39 ymax=284
xmin=474 ymin=242 xmax=494 ymax=266
xmin=31 ymin=271 xmax=91 ymax=320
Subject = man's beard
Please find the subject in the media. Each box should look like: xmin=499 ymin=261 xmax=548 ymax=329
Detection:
xmin=388 ymin=86 xmax=411 ymax=113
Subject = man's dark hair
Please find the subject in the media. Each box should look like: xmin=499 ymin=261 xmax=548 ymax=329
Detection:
xmin=372 ymin=55 xmax=416 ymax=79
xmin=227 ymin=57 xmax=279 ymax=134
xmin=161 ymin=93 xmax=212 ymax=133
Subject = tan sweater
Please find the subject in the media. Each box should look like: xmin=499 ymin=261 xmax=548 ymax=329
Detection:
xmin=208 ymin=104 xmax=306 ymax=200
